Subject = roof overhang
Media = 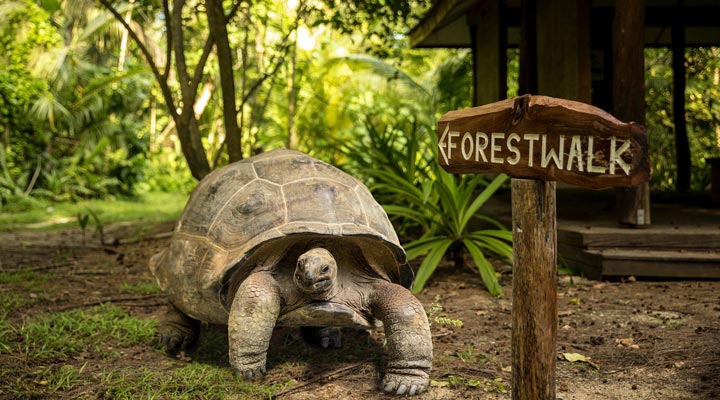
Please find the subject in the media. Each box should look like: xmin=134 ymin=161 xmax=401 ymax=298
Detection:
xmin=410 ymin=0 xmax=720 ymax=48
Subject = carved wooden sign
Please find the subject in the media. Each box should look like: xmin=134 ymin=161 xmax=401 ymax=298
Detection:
xmin=437 ymin=95 xmax=650 ymax=190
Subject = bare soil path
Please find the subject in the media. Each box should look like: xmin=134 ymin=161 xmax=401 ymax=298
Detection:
xmin=1 ymin=222 xmax=718 ymax=399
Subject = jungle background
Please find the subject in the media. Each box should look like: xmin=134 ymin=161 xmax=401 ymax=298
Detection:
xmin=1 ymin=0 xmax=719 ymax=399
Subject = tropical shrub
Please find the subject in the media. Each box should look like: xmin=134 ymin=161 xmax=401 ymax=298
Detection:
xmin=327 ymin=57 xmax=513 ymax=294
xmin=353 ymin=123 xmax=512 ymax=295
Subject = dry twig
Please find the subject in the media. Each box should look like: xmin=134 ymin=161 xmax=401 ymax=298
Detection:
xmin=274 ymin=362 xmax=368 ymax=397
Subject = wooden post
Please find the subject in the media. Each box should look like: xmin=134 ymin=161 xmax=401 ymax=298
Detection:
xmin=438 ymin=95 xmax=648 ymax=400
xmin=536 ymin=0 xmax=591 ymax=103
xmin=511 ymin=179 xmax=557 ymax=400
xmin=613 ymin=0 xmax=651 ymax=226
xmin=672 ymin=9 xmax=691 ymax=192
xmin=519 ymin=0 xmax=537 ymax=96
xmin=468 ymin=1 xmax=507 ymax=106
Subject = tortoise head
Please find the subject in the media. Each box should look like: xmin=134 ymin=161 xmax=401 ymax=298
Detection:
xmin=294 ymin=248 xmax=337 ymax=299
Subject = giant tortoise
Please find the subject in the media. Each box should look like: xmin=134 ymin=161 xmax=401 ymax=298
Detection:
xmin=150 ymin=149 xmax=432 ymax=395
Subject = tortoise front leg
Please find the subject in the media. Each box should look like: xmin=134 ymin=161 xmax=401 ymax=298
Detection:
xmin=228 ymin=272 xmax=281 ymax=380
xmin=370 ymin=281 xmax=433 ymax=396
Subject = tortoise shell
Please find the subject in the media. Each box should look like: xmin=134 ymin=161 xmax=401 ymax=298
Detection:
xmin=150 ymin=149 xmax=413 ymax=324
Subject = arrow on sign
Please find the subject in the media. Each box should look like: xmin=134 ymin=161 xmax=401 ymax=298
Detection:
xmin=438 ymin=123 xmax=460 ymax=166
xmin=438 ymin=124 xmax=449 ymax=164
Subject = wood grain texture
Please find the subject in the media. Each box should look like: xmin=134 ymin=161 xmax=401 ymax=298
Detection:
xmin=438 ymin=95 xmax=649 ymax=189
xmin=613 ymin=0 xmax=651 ymax=226
xmin=511 ymin=179 xmax=557 ymax=400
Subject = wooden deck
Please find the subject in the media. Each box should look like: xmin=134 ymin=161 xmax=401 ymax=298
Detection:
xmin=486 ymin=189 xmax=720 ymax=280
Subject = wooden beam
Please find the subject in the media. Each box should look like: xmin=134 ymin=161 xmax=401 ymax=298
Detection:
xmin=673 ymin=10 xmax=691 ymax=192
xmin=536 ymin=0 xmax=591 ymax=102
xmin=519 ymin=0 xmax=537 ymax=95
xmin=468 ymin=1 xmax=507 ymax=105
xmin=613 ymin=0 xmax=651 ymax=226
xmin=408 ymin=0 xmax=459 ymax=48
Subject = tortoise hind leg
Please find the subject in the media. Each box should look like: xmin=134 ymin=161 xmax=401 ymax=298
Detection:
xmin=300 ymin=327 xmax=342 ymax=348
xmin=369 ymin=281 xmax=432 ymax=396
xmin=155 ymin=303 xmax=200 ymax=354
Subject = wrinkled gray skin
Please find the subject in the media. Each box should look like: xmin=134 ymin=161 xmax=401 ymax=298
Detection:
xmin=157 ymin=247 xmax=433 ymax=396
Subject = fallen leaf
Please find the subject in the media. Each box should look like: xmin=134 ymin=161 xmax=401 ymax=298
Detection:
xmin=561 ymin=352 xmax=600 ymax=369
xmin=563 ymin=352 xmax=590 ymax=363
xmin=430 ymin=380 xmax=449 ymax=388
xmin=615 ymin=338 xmax=639 ymax=349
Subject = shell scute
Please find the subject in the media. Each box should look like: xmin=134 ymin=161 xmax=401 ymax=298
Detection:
xmin=284 ymin=179 xmax=365 ymax=226
xmin=354 ymin=185 xmax=399 ymax=242
xmin=253 ymin=151 xmax=356 ymax=187
xmin=179 ymin=162 xmax=257 ymax=236
xmin=210 ymin=180 xmax=285 ymax=249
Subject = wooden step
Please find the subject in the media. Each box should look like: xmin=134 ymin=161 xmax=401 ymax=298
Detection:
xmin=559 ymin=245 xmax=720 ymax=279
xmin=558 ymin=224 xmax=720 ymax=250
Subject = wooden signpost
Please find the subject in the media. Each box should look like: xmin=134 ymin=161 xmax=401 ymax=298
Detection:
xmin=437 ymin=94 xmax=649 ymax=400
xmin=438 ymin=95 xmax=649 ymax=189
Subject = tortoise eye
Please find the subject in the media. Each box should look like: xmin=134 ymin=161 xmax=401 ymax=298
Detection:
xmin=321 ymin=266 xmax=330 ymax=274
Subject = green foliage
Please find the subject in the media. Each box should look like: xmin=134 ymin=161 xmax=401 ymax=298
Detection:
xmin=0 ymin=191 xmax=186 ymax=230
xmin=120 ymin=281 xmax=161 ymax=296
xmin=312 ymin=0 xmax=433 ymax=57
xmin=427 ymin=295 xmax=464 ymax=328
xmin=98 ymin=364 xmax=290 ymax=400
xmin=0 ymin=0 xmax=154 ymax=206
xmin=323 ymin=54 xmax=512 ymax=295
xmin=645 ymin=47 xmax=720 ymax=191
xmin=3 ymin=303 xmax=155 ymax=362
xmin=394 ymin=167 xmax=511 ymax=295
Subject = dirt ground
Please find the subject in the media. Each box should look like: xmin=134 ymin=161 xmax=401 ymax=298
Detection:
xmin=1 ymin=221 xmax=718 ymax=399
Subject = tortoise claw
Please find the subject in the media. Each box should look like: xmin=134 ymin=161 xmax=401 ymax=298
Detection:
xmin=381 ymin=373 xmax=428 ymax=396
xmin=236 ymin=365 xmax=267 ymax=381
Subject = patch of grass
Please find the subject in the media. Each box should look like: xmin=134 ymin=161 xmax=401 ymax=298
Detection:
xmin=0 ymin=292 xmax=36 ymax=316
xmin=120 ymin=281 xmax=161 ymax=296
xmin=433 ymin=375 xmax=508 ymax=394
xmin=0 ymin=192 xmax=187 ymax=230
xmin=98 ymin=364 xmax=291 ymax=400
xmin=454 ymin=345 xmax=489 ymax=364
xmin=39 ymin=363 xmax=88 ymax=392
xmin=5 ymin=303 xmax=155 ymax=362
xmin=0 ymin=312 xmax=13 ymax=354
xmin=0 ymin=270 xmax=53 ymax=291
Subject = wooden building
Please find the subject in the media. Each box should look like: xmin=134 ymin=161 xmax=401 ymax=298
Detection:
xmin=410 ymin=0 xmax=720 ymax=279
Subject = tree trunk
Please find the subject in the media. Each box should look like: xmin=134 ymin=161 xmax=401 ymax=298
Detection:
xmin=171 ymin=0 xmax=210 ymax=179
xmin=287 ymin=36 xmax=298 ymax=149
xmin=206 ymin=0 xmax=242 ymax=162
